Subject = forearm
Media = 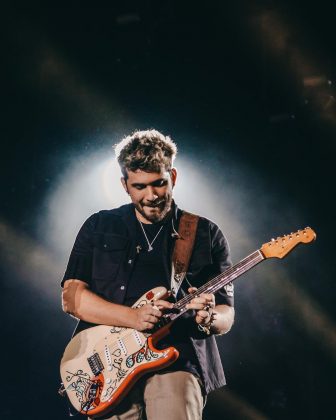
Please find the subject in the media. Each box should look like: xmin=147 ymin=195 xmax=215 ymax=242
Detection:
xmin=210 ymin=304 xmax=235 ymax=335
xmin=62 ymin=279 xmax=135 ymax=328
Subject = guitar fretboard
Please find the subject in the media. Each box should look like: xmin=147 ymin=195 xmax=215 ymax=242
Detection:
xmin=157 ymin=249 xmax=265 ymax=327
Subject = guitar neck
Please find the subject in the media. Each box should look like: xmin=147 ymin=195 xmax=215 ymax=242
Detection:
xmin=166 ymin=249 xmax=265 ymax=323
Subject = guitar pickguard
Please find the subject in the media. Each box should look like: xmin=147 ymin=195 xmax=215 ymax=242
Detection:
xmin=61 ymin=286 xmax=177 ymax=417
xmin=63 ymin=327 xmax=171 ymax=413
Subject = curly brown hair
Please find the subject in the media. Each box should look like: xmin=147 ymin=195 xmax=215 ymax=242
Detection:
xmin=115 ymin=129 xmax=177 ymax=179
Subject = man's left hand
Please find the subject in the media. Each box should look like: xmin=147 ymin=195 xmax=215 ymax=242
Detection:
xmin=186 ymin=287 xmax=215 ymax=326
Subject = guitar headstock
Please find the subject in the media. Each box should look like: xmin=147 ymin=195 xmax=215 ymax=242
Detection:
xmin=260 ymin=227 xmax=316 ymax=259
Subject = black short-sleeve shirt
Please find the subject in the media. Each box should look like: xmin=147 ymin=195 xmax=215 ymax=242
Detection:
xmin=62 ymin=202 xmax=234 ymax=394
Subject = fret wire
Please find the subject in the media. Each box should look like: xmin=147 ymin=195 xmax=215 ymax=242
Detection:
xmin=201 ymin=252 xmax=263 ymax=293
xmin=178 ymin=252 xmax=258 ymax=304
xmin=196 ymin=253 xmax=262 ymax=296
xmin=168 ymin=257 xmax=261 ymax=322
xmin=204 ymin=258 xmax=262 ymax=296
xmin=177 ymin=258 xmax=259 ymax=309
xmin=176 ymin=254 xmax=260 ymax=306
xmin=173 ymin=251 xmax=263 ymax=310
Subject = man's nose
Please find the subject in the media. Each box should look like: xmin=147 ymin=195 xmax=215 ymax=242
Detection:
xmin=145 ymin=186 xmax=158 ymax=202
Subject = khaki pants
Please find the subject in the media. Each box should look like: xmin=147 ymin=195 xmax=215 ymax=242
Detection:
xmin=90 ymin=371 xmax=204 ymax=420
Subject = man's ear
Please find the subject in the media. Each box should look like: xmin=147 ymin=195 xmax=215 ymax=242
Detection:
xmin=121 ymin=177 xmax=129 ymax=194
xmin=170 ymin=168 xmax=177 ymax=188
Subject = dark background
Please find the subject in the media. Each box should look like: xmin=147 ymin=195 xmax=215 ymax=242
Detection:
xmin=1 ymin=2 xmax=335 ymax=419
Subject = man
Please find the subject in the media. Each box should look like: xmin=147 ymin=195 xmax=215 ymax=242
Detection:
xmin=61 ymin=129 xmax=235 ymax=419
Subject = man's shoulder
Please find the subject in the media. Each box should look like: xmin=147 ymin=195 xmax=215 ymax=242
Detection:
xmin=82 ymin=204 xmax=134 ymax=233
xmin=95 ymin=203 xmax=134 ymax=219
xmin=177 ymin=206 xmax=221 ymax=232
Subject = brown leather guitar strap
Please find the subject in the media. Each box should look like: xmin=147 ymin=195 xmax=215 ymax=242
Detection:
xmin=170 ymin=211 xmax=199 ymax=297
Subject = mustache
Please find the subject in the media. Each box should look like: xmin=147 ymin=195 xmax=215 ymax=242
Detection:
xmin=142 ymin=199 xmax=165 ymax=208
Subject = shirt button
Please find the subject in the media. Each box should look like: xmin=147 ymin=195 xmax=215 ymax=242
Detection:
xmin=120 ymin=285 xmax=125 ymax=290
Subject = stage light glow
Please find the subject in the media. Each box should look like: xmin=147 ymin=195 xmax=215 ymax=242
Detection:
xmin=40 ymin=150 xmax=128 ymax=261
xmin=0 ymin=142 xmax=334 ymax=420
xmin=40 ymin=148 xmax=249 ymax=263
xmin=0 ymin=218 xmax=60 ymax=302
xmin=33 ymin=144 xmax=336 ymax=365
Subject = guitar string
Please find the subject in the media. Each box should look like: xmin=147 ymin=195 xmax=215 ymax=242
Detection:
xmin=85 ymin=238 xmax=302 ymax=375
xmin=202 ymin=255 xmax=263 ymax=297
xmin=163 ymin=255 xmax=263 ymax=324
xmin=96 ymin=253 xmax=264 ymax=364
xmin=92 ymin=240 xmax=301 ymax=375
xmin=173 ymin=251 xmax=263 ymax=311
xmin=84 ymin=253 xmax=265 ymax=409
xmin=195 ymin=252 xmax=263 ymax=297
xmin=94 ymin=255 xmax=263 ymax=374
xmin=181 ymin=254 xmax=262 ymax=305
xmin=170 ymin=259 xmax=261 ymax=318
xmin=165 ymin=258 xmax=262 ymax=323
xmin=96 ymin=252 xmax=264 ymax=365
xmin=102 ymin=253 xmax=261 ymax=358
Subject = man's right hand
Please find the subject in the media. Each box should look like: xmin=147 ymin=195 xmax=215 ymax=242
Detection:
xmin=131 ymin=300 xmax=174 ymax=331
xmin=62 ymin=279 xmax=174 ymax=331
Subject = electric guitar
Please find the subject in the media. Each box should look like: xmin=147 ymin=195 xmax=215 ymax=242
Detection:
xmin=60 ymin=227 xmax=316 ymax=418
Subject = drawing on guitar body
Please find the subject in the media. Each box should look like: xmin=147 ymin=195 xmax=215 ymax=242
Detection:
xmin=60 ymin=286 xmax=178 ymax=417
xmin=60 ymin=227 xmax=316 ymax=418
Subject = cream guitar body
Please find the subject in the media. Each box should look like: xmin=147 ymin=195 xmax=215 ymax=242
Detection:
xmin=60 ymin=287 xmax=178 ymax=418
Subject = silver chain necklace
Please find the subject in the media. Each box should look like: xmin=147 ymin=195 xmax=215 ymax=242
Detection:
xmin=138 ymin=221 xmax=163 ymax=252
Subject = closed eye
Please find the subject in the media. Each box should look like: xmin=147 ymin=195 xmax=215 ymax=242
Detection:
xmin=151 ymin=179 xmax=168 ymax=187
xmin=133 ymin=184 xmax=146 ymax=190
xmin=131 ymin=179 xmax=168 ymax=190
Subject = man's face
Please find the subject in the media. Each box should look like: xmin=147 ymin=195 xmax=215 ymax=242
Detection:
xmin=121 ymin=168 xmax=177 ymax=224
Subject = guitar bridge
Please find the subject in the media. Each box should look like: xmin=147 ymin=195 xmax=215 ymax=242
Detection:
xmin=87 ymin=353 xmax=104 ymax=376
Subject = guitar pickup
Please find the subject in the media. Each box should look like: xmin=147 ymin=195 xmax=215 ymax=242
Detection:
xmin=87 ymin=353 xmax=104 ymax=376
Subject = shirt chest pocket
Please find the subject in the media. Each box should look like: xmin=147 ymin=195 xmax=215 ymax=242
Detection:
xmin=92 ymin=233 xmax=129 ymax=281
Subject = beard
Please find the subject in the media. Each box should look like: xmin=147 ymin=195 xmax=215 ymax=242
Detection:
xmin=136 ymin=195 xmax=173 ymax=223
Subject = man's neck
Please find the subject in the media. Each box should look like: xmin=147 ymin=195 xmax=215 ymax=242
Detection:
xmin=135 ymin=209 xmax=152 ymax=224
